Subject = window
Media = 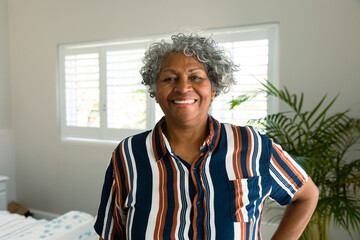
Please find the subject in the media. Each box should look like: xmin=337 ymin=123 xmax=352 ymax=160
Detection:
xmin=58 ymin=24 xmax=278 ymax=141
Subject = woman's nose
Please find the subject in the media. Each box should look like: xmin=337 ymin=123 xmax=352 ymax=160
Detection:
xmin=174 ymin=77 xmax=192 ymax=94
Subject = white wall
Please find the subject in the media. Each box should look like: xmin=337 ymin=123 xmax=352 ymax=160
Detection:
xmin=6 ymin=0 xmax=360 ymax=238
xmin=0 ymin=0 xmax=16 ymax=203
xmin=0 ymin=0 xmax=11 ymax=129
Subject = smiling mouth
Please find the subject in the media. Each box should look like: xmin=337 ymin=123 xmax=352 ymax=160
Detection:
xmin=173 ymin=100 xmax=196 ymax=104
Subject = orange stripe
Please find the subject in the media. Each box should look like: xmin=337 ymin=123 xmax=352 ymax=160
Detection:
xmin=207 ymin=117 xmax=215 ymax=146
xmin=232 ymin=126 xmax=243 ymax=179
xmin=112 ymin=203 xmax=124 ymax=239
xmin=152 ymin=123 xmax=167 ymax=161
xmin=245 ymin=127 xmax=252 ymax=178
xmin=154 ymin=160 xmax=168 ymax=239
xmin=191 ymin=175 xmax=199 ymax=239
xmin=112 ymin=149 xmax=122 ymax=208
xmin=111 ymin=225 xmax=116 ymax=240
xmin=234 ymin=180 xmax=245 ymax=222
xmin=160 ymin=160 xmax=168 ymax=239
xmin=241 ymin=221 xmax=246 ymax=239
xmin=190 ymin=153 xmax=203 ymax=240
xmin=170 ymin=158 xmax=179 ymax=239
xmin=154 ymin=161 xmax=164 ymax=239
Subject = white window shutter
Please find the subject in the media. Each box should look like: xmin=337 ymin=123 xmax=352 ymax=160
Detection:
xmin=106 ymin=49 xmax=147 ymax=129
xmin=64 ymin=53 xmax=100 ymax=128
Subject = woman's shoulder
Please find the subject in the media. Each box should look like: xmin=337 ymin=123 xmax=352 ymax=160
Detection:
xmin=114 ymin=129 xmax=153 ymax=150
xmin=220 ymin=122 xmax=272 ymax=144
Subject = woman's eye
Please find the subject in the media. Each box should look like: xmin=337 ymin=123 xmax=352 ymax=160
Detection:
xmin=163 ymin=77 xmax=176 ymax=82
xmin=190 ymin=75 xmax=202 ymax=80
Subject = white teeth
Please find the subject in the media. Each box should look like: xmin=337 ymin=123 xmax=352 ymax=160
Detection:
xmin=173 ymin=100 xmax=195 ymax=104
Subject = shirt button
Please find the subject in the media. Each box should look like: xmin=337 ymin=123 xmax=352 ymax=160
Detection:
xmin=196 ymin=201 xmax=201 ymax=206
xmin=193 ymin=168 xmax=197 ymax=172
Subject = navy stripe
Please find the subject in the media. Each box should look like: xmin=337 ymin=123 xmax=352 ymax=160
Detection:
xmin=240 ymin=127 xmax=250 ymax=178
xmin=105 ymin=192 xmax=116 ymax=239
xmin=211 ymin=125 xmax=234 ymax=239
xmin=129 ymin=131 xmax=152 ymax=239
xmin=94 ymin=161 xmax=114 ymax=236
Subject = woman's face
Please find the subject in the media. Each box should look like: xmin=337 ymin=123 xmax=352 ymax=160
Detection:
xmin=155 ymin=53 xmax=216 ymax=127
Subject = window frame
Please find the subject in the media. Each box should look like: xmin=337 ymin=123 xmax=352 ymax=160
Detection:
xmin=58 ymin=23 xmax=278 ymax=142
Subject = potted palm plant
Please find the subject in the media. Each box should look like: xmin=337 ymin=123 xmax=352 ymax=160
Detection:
xmin=230 ymin=82 xmax=360 ymax=240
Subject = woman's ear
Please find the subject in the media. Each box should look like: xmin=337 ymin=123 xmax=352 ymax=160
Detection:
xmin=211 ymin=90 xmax=216 ymax=100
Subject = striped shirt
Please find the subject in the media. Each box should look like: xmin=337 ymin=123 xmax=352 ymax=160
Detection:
xmin=94 ymin=116 xmax=308 ymax=240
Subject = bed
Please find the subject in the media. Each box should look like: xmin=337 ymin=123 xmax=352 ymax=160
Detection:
xmin=0 ymin=210 xmax=98 ymax=240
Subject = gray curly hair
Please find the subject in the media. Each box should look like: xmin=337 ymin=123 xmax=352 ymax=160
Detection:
xmin=140 ymin=33 xmax=237 ymax=98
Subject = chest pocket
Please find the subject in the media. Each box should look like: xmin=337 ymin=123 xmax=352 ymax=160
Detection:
xmin=228 ymin=176 xmax=261 ymax=222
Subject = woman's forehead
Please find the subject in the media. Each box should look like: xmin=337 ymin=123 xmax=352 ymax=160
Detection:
xmin=160 ymin=53 xmax=205 ymax=71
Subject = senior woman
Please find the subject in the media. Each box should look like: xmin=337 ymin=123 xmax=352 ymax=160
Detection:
xmin=94 ymin=33 xmax=318 ymax=240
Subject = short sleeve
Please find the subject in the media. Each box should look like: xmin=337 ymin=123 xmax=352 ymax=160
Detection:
xmin=94 ymin=158 xmax=127 ymax=239
xmin=268 ymin=140 xmax=309 ymax=205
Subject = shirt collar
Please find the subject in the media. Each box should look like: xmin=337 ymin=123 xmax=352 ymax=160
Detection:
xmin=151 ymin=115 xmax=221 ymax=162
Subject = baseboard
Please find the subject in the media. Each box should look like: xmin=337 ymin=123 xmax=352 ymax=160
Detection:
xmin=29 ymin=208 xmax=60 ymax=220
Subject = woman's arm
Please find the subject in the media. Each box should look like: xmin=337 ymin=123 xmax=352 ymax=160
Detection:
xmin=271 ymin=178 xmax=319 ymax=240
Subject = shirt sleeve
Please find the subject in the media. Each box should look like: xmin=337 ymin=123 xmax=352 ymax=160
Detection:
xmin=94 ymin=157 xmax=127 ymax=239
xmin=268 ymin=140 xmax=309 ymax=205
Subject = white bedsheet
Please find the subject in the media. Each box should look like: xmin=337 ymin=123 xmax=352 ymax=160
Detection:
xmin=0 ymin=210 xmax=98 ymax=240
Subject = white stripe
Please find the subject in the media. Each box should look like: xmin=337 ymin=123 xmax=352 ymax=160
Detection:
xmin=269 ymin=160 xmax=296 ymax=197
xmin=234 ymin=222 xmax=241 ymax=239
xmin=182 ymin=164 xmax=192 ymax=240
xmin=247 ymin=126 xmax=255 ymax=176
xmin=145 ymin=132 xmax=160 ymax=239
xmin=240 ymin=179 xmax=249 ymax=222
xmin=254 ymin=130 xmax=262 ymax=176
xmin=125 ymin=137 xmax=138 ymax=239
xmin=204 ymin=152 xmax=216 ymax=240
xmin=102 ymin=178 xmax=115 ymax=238
xmin=224 ymin=124 xmax=236 ymax=180
xmin=172 ymin=158 xmax=182 ymax=240
xmin=109 ymin=218 xmax=114 ymax=239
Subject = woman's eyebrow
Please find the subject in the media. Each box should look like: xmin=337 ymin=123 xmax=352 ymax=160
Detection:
xmin=159 ymin=69 xmax=176 ymax=74
xmin=189 ymin=68 xmax=205 ymax=73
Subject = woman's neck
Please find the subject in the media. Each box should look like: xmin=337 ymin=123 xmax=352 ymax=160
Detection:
xmin=162 ymin=117 xmax=209 ymax=164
